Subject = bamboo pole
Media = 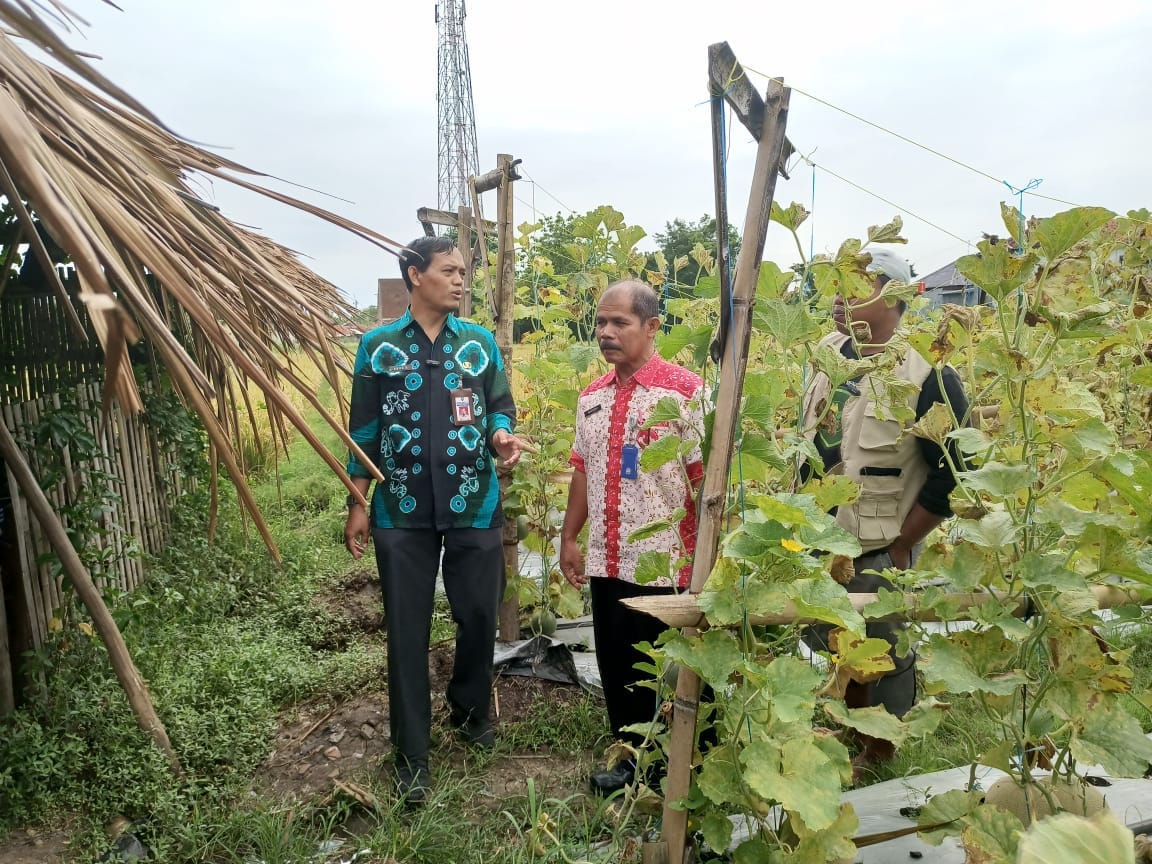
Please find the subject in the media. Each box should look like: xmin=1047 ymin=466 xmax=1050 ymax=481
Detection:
xmin=622 ymin=584 xmax=1145 ymax=628
xmin=457 ymin=203 xmax=473 ymax=319
xmin=0 ymin=545 xmax=13 ymax=715
xmin=710 ymin=88 xmax=733 ymax=362
xmin=660 ymin=77 xmax=790 ymax=855
xmin=469 ymin=177 xmax=497 ymax=320
xmin=0 ymin=413 xmax=182 ymax=774
xmin=1 ymin=403 xmax=40 ymax=647
xmin=494 ymin=153 xmax=521 ymax=643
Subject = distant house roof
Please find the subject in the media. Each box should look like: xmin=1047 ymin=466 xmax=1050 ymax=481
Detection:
xmin=921 ymin=260 xmax=976 ymax=291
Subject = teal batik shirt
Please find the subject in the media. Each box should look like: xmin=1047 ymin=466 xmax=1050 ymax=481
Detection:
xmin=346 ymin=310 xmax=516 ymax=530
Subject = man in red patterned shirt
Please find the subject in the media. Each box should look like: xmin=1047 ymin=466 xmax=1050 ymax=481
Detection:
xmin=560 ymin=280 xmax=705 ymax=795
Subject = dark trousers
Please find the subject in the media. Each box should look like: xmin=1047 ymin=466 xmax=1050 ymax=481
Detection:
xmin=372 ymin=526 xmax=505 ymax=767
xmin=802 ymin=548 xmax=917 ymax=717
xmin=590 ymin=577 xmax=676 ymax=749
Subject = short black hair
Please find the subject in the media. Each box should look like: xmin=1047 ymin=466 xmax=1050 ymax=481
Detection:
xmin=399 ymin=236 xmax=457 ymax=291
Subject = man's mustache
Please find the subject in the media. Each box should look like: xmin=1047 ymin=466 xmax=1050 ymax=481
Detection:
xmin=598 ymin=342 xmax=622 ymax=351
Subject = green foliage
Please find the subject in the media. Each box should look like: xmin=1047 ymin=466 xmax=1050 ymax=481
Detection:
xmin=653 ymin=214 xmax=741 ymax=290
xmin=0 ymin=485 xmax=382 ymax=854
xmin=576 ymin=202 xmax=1152 ymax=860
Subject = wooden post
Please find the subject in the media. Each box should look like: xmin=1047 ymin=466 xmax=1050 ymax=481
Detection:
xmin=0 ymin=559 xmax=13 ymax=715
xmin=0 ymin=414 xmax=183 ymax=774
xmin=659 ymin=74 xmax=790 ymax=856
xmin=469 ymin=178 xmax=497 ymax=320
xmin=494 ymin=153 xmax=521 ymax=642
xmin=641 ymin=841 xmax=669 ymax=864
xmin=710 ymin=87 xmax=734 ymax=362
xmin=457 ymin=204 xmax=474 ymax=319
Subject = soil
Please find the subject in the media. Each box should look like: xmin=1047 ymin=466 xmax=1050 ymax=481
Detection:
xmin=257 ymin=567 xmax=599 ymax=810
xmin=0 ymin=831 xmax=69 ymax=864
xmin=253 ymin=646 xmax=597 ymax=805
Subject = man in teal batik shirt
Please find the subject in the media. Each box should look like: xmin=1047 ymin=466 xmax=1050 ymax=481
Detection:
xmin=344 ymin=236 xmax=527 ymax=804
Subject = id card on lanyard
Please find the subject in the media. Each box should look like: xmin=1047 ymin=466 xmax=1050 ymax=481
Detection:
xmin=620 ymin=413 xmax=639 ymax=480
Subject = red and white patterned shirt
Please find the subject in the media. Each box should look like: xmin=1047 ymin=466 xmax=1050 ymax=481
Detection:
xmin=570 ymin=354 xmax=705 ymax=588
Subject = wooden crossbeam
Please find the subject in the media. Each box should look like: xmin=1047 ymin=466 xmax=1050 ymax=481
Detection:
xmin=623 ymin=584 xmax=1144 ymax=628
xmin=708 ymin=41 xmax=795 ymax=177
xmin=416 ymin=206 xmax=496 ymax=238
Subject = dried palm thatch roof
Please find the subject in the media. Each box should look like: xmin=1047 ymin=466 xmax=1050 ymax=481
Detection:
xmin=0 ymin=0 xmax=394 ymax=558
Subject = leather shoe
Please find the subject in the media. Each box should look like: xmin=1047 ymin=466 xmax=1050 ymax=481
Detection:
xmin=457 ymin=723 xmax=495 ymax=750
xmin=394 ymin=761 xmax=431 ymax=805
xmin=449 ymin=706 xmax=495 ymax=749
xmin=589 ymin=761 xmax=635 ymax=795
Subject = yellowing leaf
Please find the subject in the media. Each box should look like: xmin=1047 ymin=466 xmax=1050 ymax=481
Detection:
xmin=741 ymin=738 xmax=842 ymax=831
xmin=1018 ymin=811 xmax=1133 ymax=864
xmin=1031 ymin=206 xmax=1115 ymax=262
xmin=802 ymin=474 xmax=861 ymax=512
xmin=911 ymin=400 xmax=958 ymax=445
xmin=829 ymin=630 xmax=895 ymax=683
xmin=78 ymin=622 xmax=94 ymax=637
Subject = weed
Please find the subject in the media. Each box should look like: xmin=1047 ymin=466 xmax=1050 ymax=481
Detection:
xmin=498 ymin=687 xmax=608 ymax=756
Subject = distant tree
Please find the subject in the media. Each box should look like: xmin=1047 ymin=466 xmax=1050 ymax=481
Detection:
xmin=353 ymin=304 xmax=378 ymax=327
xmin=518 ymin=212 xmax=586 ymax=285
xmin=653 ymin=215 xmax=741 ymax=290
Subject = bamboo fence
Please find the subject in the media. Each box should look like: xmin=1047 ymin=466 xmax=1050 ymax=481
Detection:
xmin=1 ymin=289 xmax=191 ymax=714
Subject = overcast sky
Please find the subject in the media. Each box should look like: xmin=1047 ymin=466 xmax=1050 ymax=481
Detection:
xmin=69 ymin=0 xmax=1152 ymax=308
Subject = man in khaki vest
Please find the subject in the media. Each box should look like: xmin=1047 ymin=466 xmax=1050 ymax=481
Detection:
xmin=801 ymin=248 xmax=968 ymax=774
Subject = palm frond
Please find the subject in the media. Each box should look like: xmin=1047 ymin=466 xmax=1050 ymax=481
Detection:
xmin=0 ymin=0 xmax=395 ymax=558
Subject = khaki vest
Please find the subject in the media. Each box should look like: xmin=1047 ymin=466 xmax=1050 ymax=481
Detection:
xmin=801 ymin=332 xmax=933 ymax=554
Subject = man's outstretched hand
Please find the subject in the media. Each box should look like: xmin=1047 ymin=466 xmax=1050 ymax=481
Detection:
xmin=492 ymin=429 xmax=534 ymax=467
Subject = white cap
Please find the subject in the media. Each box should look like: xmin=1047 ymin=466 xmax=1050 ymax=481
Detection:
xmin=865 ymin=247 xmax=913 ymax=284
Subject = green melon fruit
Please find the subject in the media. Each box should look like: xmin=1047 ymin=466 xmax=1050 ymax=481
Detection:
xmin=983 ymin=775 xmax=1106 ymax=826
xmin=529 ymin=607 xmax=557 ymax=637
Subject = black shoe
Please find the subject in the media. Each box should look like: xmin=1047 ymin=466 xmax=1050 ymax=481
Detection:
xmin=458 ymin=724 xmax=495 ymax=750
xmin=589 ymin=761 xmax=635 ymax=795
xmin=394 ymin=761 xmax=431 ymax=805
xmin=450 ymin=707 xmax=495 ymax=750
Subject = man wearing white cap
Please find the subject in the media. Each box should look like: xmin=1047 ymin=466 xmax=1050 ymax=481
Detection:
xmin=800 ymin=247 xmax=968 ymax=774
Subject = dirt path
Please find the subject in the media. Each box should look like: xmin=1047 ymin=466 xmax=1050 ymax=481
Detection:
xmin=253 ymin=646 xmax=597 ymax=804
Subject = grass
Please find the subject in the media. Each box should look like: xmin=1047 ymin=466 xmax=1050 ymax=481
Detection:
xmin=499 ymin=688 xmax=608 ymax=756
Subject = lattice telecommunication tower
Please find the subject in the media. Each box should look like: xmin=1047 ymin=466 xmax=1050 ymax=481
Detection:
xmin=435 ymin=1 xmax=480 ymax=215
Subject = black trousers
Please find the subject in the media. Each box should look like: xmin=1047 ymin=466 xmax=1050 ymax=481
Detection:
xmin=590 ymin=577 xmax=676 ymax=749
xmin=372 ymin=526 xmax=505 ymax=767
xmin=802 ymin=548 xmax=917 ymax=717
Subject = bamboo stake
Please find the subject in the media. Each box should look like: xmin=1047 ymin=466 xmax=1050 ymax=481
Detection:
xmin=494 ymin=154 xmax=521 ymax=643
xmin=660 ymin=76 xmax=790 ymax=855
xmin=470 ymin=177 xmax=497 ymax=320
xmin=623 ymin=584 xmax=1145 ymax=628
xmin=0 ymin=413 xmax=182 ymax=773
xmin=0 ymin=517 xmax=13 ymax=715
xmin=22 ymin=399 xmax=55 ymax=633
xmin=1 ymin=403 xmax=41 ymax=647
xmin=710 ymin=89 xmax=733 ymax=362
xmin=457 ymin=203 xmax=474 ymax=319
